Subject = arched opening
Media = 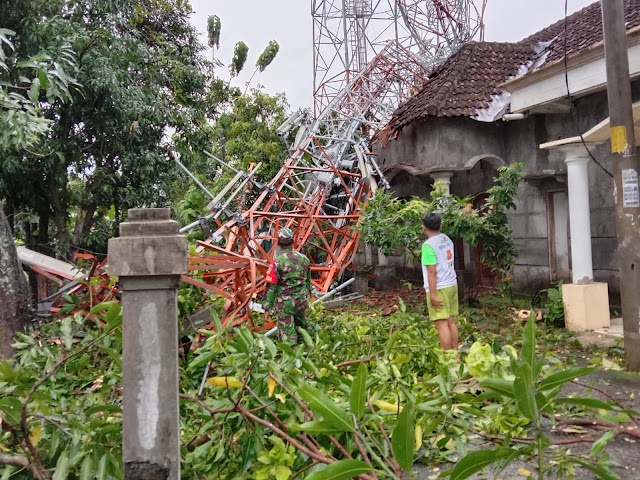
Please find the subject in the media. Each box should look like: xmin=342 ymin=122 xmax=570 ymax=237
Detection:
xmin=388 ymin=169 xmax=432 ymax=200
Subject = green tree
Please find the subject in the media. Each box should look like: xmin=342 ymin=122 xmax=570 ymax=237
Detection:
xmin=358 ymin=163 xmax=524 ymax=284
xmin=0 ymin=28 xmax=76 ymax=357
xmin=2 ymin=1 xmax=285 ymax=259
xmin=1 ymin=0 xmax=212 ymax=257
xmin=173 ymin=85 xmax=289 ymax=228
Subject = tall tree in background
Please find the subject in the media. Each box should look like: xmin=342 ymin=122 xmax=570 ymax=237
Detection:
xmin=1 ymin=1 xmax=286 ymax=353
xmin=1 ymin=0 xmax=212 ymax=258
xmin=2 ymin=1 xmax=283 ymax=257
xmin=0 ymin=28 xmax=76 ymax=357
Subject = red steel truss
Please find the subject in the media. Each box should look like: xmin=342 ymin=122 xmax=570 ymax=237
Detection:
xmin=24 ymin=2 xmax=487 ymax=331
xmin=183 ymin=42 xmax=428 ymax=327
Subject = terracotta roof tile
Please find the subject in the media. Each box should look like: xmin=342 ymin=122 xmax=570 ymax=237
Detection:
xmin=520 ymin=0 xmax=640 ymax=67
xmin=386 ymin=0 xmax=640 ymax=134
xmin=388 ymin=41 xmax=535 ymax=132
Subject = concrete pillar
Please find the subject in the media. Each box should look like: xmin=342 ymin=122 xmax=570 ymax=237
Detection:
xmin=562 ymin=145 xmax=594 ymax=283
xmin=364 ymin=243 xmax=372 ymax=266
xmin=430 ymin=171 xmax=454 ymax=194
xmin=108 ymin=208 xmax=188 ymax=479
xmin=558 ymin=144 xmax=610 ymax=331
xmin=375 ymin=252 xmax=398 ymax=290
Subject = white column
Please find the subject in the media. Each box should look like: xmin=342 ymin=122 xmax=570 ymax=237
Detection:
xmin=561 ymin=144 xmax=595 ymax=284
xmin=430 ymin=171 xmax=454 ymax=194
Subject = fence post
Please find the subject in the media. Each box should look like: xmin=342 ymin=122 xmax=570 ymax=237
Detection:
xmin=108 ymin=208 xmax=187 ymax=479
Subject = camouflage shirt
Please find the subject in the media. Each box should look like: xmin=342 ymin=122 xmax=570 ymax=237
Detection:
xmin=264 ymin=249 xmax=311 ymax=309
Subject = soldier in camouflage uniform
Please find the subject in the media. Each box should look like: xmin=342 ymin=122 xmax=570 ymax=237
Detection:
xmin=263 ymin=228 xmax=311 ymax=343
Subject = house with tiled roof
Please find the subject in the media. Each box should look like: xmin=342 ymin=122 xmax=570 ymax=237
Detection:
xmin=374 ymin=0 xmax=640 ymax=301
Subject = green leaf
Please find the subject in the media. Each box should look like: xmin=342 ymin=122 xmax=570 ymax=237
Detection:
xmin=80 ymin=455 xmax=93 ymax=480
xmin=97 ymin=453 xmax=108 ymax=480
xmin=61 ymin=317 xmax=73 ymax=349
xmin=188 ymin=350 xmax=215 ymax=370
xmin=521 ymin=317 xmax=536 ymax=377
xmin=84 ymin=404 xmax=122 ymax=416
xmin=263 ymin=336 xmax=277 ymax=358
xmin=513 ymin=366 xmax=538 ymax=421
xmin=480 ymin=378 xmax=515 ymax=398
xmin=0 ymin=397 xmax=22 ymax=425
xmin=52 ymin=451 xmax=70 ymax=480
xmin=275 ymin=465 xmax=292 ymax=480
xmin=350 ymin=363 xmax=367 ymax=420
xmin=538 ymin=367 xmax=594 ymax=392
xmin=292 ymin=420 xmax=344 ymax=434
xmin=450 ymin=448 xmax=517 ymax=480
xmin=392 ymin=402 xmax=414 ymax=473
xmin=305 ymin=460 xmax=372 ymax=480
xmin=297 ymin=384 xmax=354 ymax=432
xmin=555 ymin=397 xmax=640 ymax=416
xmin=590 ymin=430 xmax=616 ymax=456
xmin=566 ymin=456 xmax=619 ymax=480
xmin=300 ymin=327 xmax=314 ymax=347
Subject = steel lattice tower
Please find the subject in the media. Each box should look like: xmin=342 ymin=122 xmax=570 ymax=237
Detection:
xmin=312 ymin=0 xmax=487 ymax=115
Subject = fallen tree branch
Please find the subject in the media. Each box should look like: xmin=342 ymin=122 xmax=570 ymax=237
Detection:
xmin=0 ymin=453 xmax=29 ymax=468
xmin=269 ymin=374 xmax=353 ymax=461
xmin=475 ymin=430 xmax=596 ymax=445
xmin=335 ymin=357 xmax=374 ymax=369
xmin=554 ymin=418 xmax=640 ymax=439
xmin=570 ymin=380 xmax=640 ymax=427
xmin=367 ymin=391 xmax=402 ymax=478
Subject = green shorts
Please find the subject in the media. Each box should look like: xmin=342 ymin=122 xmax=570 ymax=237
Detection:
xmin=426 ymin=285 xmax=459 ymax=321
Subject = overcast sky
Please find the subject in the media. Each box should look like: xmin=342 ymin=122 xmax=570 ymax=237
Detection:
xmin=189 ymin=0 xmax=595 ymax=111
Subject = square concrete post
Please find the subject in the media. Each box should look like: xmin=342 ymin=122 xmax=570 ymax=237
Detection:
xmin=108 ymin=208 xmax=188 ymax=479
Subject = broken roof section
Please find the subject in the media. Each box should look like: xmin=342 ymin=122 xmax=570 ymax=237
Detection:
xmin=520 ymin=0 xmax=640 ymax=70
xmin=386 ymin=0 xmax=640 ymax=134
xmin=387 ymin=41 xmax=535 ymax=132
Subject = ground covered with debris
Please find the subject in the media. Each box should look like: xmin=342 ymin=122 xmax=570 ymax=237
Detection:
xmin=3 ymin=284 xmax=639 ymax=479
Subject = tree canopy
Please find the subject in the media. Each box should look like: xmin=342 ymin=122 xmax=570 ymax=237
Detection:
xmin=1 ymin=0 xmax=284 ymax=257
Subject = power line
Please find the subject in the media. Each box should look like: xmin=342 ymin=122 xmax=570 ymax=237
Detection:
xmin=563 ymin=0 xmax=614 ymax=178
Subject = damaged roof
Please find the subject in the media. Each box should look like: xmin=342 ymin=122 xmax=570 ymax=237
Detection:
xmin=387 ymin=42 xmax=535 ymax=132
xmin=386 ymin=0 xmax=640 ymax=134
xmin=521 ymin=0 xmax=640 ymax=69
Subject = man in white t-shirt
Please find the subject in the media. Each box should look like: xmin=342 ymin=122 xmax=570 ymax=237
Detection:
xmin=421 ymin=212 xmax=459 ymax=351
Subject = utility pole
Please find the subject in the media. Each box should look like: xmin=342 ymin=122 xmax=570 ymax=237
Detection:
xmin=601 ymin=0 xmax=640 ymax=371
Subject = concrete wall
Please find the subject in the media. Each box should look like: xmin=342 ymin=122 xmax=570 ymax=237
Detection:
xmin=375 ymin=81 xmax=640 ymax=301
xmin=378 ymin=117 xmax=504 ymax=171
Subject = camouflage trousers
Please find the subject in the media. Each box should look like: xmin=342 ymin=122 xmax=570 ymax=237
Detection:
xmin=274 ymin=297 xmax=308 ymax=344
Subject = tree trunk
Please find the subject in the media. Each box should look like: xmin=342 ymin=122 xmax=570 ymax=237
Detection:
xmin=0 ymin=205 xmax=29 ymax=359
xmin=71 ymin=202 xmax=97 ymax=248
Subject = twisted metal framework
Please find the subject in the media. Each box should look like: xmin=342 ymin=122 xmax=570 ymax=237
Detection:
xmin=183 ymin=42 xmax=428 ymax=326
xmin=180 ymin=1 xmax=487 ymax=328
xmin=312 ymin=0 xmax=487 ymax=115
xmin=27 ymin=2 xmax=487 ymax=328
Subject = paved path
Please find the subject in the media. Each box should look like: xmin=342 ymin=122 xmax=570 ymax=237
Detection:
xmin=413 ymin=368 xmax=640 ymax=479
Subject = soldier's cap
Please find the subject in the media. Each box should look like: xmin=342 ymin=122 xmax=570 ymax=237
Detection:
xmin=277 ymin=228 xmax=294 ymax=245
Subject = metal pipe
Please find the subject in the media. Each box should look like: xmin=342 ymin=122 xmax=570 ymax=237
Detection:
xmin=203 ymin=150 xmax=242 ymax=174
xmin=214 ymin=163 xmax=262 ymax=220
xmin=206 ymin=170 xmax=244 ymax=211
xmin=368 ymin=156 xmax=390 ymax=189
xmin=173 ymin=156 xmax=216 ymax=200
xmin=197 ymin=362 xmax=210 ymax=396
xmin=311 ymin=277 xmax=355 ymax=305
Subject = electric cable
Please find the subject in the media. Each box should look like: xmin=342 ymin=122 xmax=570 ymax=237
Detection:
xmin=563 ymin=0 xmax=614 ymax=177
